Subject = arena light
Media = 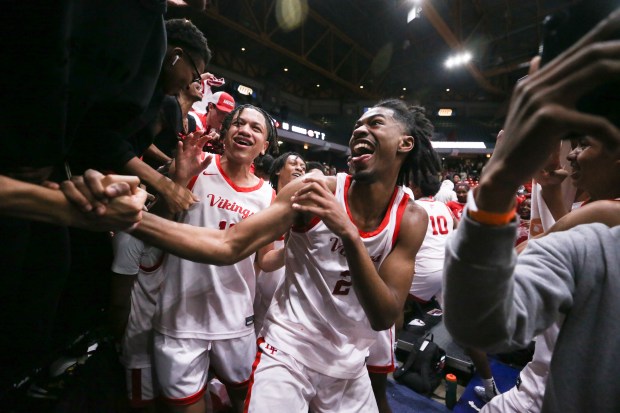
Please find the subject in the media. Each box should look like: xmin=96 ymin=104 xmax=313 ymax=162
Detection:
xmin=407 ymin=0 xmax=423 ymax=22
xmin=237 ymin=84 xmax=253 ymax=96
xmin=445 ymin=51 xmax=472 ymax=69
xmin=437 ymin=108 xmax=453 ymax=117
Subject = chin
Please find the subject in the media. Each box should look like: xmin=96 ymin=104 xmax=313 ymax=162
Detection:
xmin=351 ymin=170 xmax=377 ymax=183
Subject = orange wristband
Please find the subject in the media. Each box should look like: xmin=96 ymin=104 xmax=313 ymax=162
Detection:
xmin=466 ymin=187 xmax=517 ymax=226
xmin=468 ymin=208 xmax=516 ymax=226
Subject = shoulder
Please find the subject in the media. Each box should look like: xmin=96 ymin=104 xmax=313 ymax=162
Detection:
xmin=397 ymin=201 xmax=429 ymax=243
xmin=550 ymin=200 xmax=620 ymax=233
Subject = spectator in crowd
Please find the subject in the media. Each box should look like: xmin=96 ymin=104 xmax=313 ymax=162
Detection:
xmin=446 ymin=182 xmax=469 ymax=219
xmin=434 ymin=179 xmax=457 ymax=203
xmin=443 ymin=9 xmax=620 ymax=412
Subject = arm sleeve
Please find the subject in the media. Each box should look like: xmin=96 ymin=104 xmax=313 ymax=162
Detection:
xmin=443 ymin=212 xmax=576 ymax=353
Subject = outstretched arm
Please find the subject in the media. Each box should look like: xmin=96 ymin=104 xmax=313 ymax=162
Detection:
xmin=132 ymin=175 xmax=307 ymax=265
xmin=1 ymin=173 xmax=146 ymax=231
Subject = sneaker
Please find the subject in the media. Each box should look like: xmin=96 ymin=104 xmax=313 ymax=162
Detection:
xmin=474 ymin=385 xmax=498 ymax=403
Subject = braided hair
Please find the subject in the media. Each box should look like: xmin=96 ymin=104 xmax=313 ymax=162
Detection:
xmin=372 ymin=99 xmax=441 ymax=188
xmin=165 ymin=19 xmax=211 ymax=65
xmin=220 ymin=104 xmax=280 ymax=157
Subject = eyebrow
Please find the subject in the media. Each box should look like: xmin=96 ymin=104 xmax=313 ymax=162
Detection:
xmin=354 ymin=113 xmax=386 ymax=128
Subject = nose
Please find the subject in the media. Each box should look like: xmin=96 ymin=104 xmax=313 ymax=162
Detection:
xmin=566 ymin=147 xmax=579 ymax=162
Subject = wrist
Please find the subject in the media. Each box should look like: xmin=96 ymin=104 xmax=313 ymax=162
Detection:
xmin=468 ymin=188 xmax=516 ymax=226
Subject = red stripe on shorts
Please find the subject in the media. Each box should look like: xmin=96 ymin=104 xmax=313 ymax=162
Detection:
xmin=243 ymin=337 xmax=265 ymax=413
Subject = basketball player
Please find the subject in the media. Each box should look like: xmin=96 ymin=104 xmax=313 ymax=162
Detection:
xmin=151 ymin=104 xmax=278 ymax=413
xmin=131 ymin=99 xmax=441 ymax=412
xmin=253 ymin=151 xmax=306 ymax=335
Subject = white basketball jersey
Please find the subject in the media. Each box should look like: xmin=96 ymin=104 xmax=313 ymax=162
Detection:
xmin=111 ymin=232 xmax=165 ymax=368
xmin=262 ymin=173 xmax=410 ymax=379
xmin=154 ymin=155 xmax=275 ymax=340
xmin=414 ymin=198 xmax=455 ymax=275
xmin=253 ymin=238 xmax=285 ymax=335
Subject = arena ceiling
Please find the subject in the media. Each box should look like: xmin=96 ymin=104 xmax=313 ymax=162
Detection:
xmin=168 ymin=0 xmax=577 ymax=124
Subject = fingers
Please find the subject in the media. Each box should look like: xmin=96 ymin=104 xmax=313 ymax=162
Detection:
xmin=200 ymin=154 xmax=213 ymax=170
xmin=105 ymin=182 xmax=132 ymax=198
xmin=60 ymin=179 xmax=94 ymax=212
xmin=100 ymin=173 xmax=141 ymax=193
xmin=532 ymin=104 xmax=620 ymax=149
xmin=41 ymin=181 xmax=60 ymax=190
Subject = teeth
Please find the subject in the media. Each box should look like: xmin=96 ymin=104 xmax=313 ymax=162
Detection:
xmin=234 ymin=138 xmax=252 ymax=146
xmin=352 ymin=142 xmax=374 ymax=156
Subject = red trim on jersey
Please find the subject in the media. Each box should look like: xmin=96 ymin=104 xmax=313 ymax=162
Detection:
xmin=291 ymin=215 xmax=321 ymax=233
xmin=343 ymin=175 xmax=399 ymax=238
xmin=391 ymin=193 xmax=410 ymax=248
xmin=138 ymin=252 xmax=165 ymax=273
xmin=216 ymin=155 xmax=265 ymax=193
xmin=243 ymin=338 xmax=265 ymax=413
xmin=162 ymin=385 xmax=207 ymax=406
xmin=187 ymin=175 xmax=199 ymax=191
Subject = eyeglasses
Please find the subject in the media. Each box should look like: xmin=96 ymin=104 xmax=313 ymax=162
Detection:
xmin=184 ymin=53 xmax=202 ymax=84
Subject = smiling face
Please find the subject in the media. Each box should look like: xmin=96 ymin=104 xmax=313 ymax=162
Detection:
xmin=276 ymin=155 xmax=306 ymax=190
xmin=518 ymin=198 xmax=531 ymax=220
xmin=183 ymin=80 xmax=203 ymax=102
xmin=222 ymin=108 xmax=270 ymax=165
xmin=567 ymin=136 xmax=620 ymax=200
xmin=348 ymin=107 xmax=413 ymax=183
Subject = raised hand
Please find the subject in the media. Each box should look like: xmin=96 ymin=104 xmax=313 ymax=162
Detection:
xmin=478 ymin=11 xmax=620 ymax=210
xmin=173 ymin=131 xmax=214 ymax=184
xmin=291 ymin=175 xmax=357 ymax=239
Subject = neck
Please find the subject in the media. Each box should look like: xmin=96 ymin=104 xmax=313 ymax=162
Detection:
xmin=220 ymin=156 xmax=257 ymax=186
xmin=177 ymin=96 xmax=197 ymax=117
xmin=347 ymin=176 xmax=398 ymax=232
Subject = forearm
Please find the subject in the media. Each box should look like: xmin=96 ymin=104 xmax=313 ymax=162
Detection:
xmin=257 ymin=246 xmax=285 ymax=272
xmin=0 ymin=175 xmax=74 ymax=226
xmin=143 ymin=144 xmax=173 ymax=166
xmin=133 ymin=203 xmax=295 ymax=265
xmin=343 ymin=233 xmax=399 ymax=330
xmin=123 ymin=156 xmax=172 ymax=192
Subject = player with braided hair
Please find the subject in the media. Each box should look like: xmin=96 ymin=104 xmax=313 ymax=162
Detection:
xmin=372 ymin=99 xmax=442 ymax=188
xmin=121 ymin=97 xmax=440 ymax=412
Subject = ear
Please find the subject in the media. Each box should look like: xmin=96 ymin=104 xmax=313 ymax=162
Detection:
xmin=398 ymin=135 xmax=415 ymax=154
xmin=261 ymin=141 xmax=270 ymax=156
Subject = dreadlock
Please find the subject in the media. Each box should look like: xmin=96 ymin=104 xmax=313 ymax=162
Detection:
xmin=220 ymin=104 xmax=280 ymax=157
xmin=372 ymin=99 xmax=441 ymax=188
xmin=269 ymin=151 xmax=305 ymax=190
xmin=165 ymin=19 xmax=211 ymax=65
